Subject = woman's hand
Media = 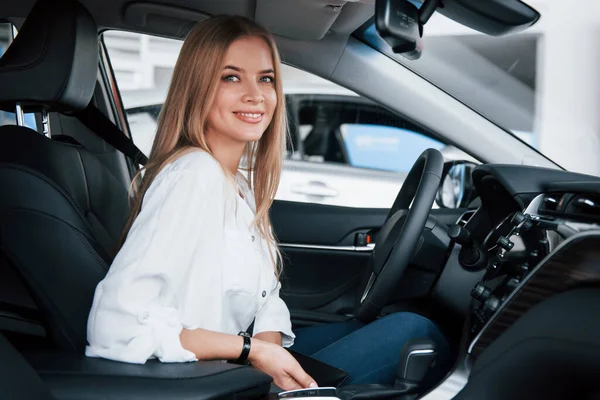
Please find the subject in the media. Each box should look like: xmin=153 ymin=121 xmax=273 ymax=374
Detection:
xmin=179 ymin=328 xmax=316 ymax=390
xmin=249 ymin=339 xmax=318 ymax=391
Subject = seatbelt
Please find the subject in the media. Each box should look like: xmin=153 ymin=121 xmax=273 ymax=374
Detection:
xmin=75 ymin=103 xmax=149 ymax=166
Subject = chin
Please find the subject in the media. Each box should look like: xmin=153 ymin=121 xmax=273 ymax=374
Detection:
xmin=235 ymin=129 xmax=266 ymax=143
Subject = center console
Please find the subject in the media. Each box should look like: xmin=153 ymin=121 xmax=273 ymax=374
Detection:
xmin=421 ymin=186 xmax=600 ymax=400
xmin=463 ymin=190 xmax=600 ymax=360
xmin=271 ymin=185 xmax=600 ymax=400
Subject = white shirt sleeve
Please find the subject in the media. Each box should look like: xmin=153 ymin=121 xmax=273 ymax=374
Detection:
xmin=253 ymin=279 xmax=296 ymax=348
xmin=86 ymin=156 xmax=227 ymax=364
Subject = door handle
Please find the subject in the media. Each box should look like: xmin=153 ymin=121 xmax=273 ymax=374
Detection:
xmin=292 ymin=181 xmax=338 ymax=198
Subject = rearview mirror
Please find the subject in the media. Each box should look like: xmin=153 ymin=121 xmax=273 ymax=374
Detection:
xmin=374 ymin=0 xmax=540 ymax=61
xmin=436 ymin=161 xmax=477 ymax=209
xmin=375 ymin=0 xmax=423 ymax=60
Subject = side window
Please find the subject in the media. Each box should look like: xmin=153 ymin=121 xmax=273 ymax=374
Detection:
xmin=0 ymin=22 xmax=37 ymax=131
xmin=341 ymin=124 xmax=444 ymax=172
xmin=283 ymin=87 xmax=473 ymax=208
xmin=102 ymin=31 xmax=180 ymax=156
xmin=102 ymin=30 xmax=474 ymax=209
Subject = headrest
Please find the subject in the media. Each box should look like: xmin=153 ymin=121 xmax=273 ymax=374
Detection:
xmin=0 ymin=0 xmax=98 ymax=113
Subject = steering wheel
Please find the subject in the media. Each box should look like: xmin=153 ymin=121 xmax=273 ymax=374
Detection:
xmin=354 ymin=148 xmax=444 ymax=322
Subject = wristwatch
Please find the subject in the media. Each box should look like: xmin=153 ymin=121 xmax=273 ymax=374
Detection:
xmin=234 ymin=331 xmax=252 ymax=365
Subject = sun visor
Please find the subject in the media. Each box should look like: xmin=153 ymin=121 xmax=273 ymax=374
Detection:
xmin=256 ymin=0 xmax=372 ymax=41
xmin=123 ymin=3 xmax=211 ymax=39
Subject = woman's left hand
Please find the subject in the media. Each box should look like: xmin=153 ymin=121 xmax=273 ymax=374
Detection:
xmin=248 ymin=338 xmax=317 ymax=390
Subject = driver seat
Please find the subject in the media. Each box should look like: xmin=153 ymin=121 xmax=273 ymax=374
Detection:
xmin=0 ymin=0 xmax=271 ymax=398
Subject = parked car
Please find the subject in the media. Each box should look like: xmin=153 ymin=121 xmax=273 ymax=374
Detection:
xmin=121 ymin=85 xmax=477 ymax=208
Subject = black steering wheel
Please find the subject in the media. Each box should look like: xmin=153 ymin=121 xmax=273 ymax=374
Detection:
xmin=354 ymin=148 xmax=444 ymax=322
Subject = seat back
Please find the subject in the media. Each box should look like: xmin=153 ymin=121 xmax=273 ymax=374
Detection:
xmin=0 ymin=333 xmax=55 ymax=400
xmin=0 ymin=0 xmax=129 ymax=351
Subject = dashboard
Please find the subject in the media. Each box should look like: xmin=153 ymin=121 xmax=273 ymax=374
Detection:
xmin=435 ymin=164 xmax=600 ymax=362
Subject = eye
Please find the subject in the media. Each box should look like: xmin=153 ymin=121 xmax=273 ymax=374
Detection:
xmin=260 ymin=76 xmax=275 ymax=84
xmin=222 ymin=75 xmax=240 ymax=82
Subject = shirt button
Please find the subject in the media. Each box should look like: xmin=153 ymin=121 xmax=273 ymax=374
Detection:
xmin=262 ymin=290 xmax=267 ymax=297
xmin=138 ymin=311 xmax=150 ymax=325
xmin=251 ymin=235 xmax=255 ymax=242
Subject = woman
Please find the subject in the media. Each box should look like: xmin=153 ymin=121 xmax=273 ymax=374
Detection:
xmin=86 ymin=15 xmax=449 ymax=391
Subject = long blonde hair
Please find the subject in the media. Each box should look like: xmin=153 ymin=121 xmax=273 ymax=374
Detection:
xmin=119 ymin=15 xmax=287 ymax=275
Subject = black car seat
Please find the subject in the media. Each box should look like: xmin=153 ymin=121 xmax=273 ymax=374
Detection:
xmin=0 ymin=0 xmax=127 ymax=353
xmin=0 ymin=332 xmax=55 ymax=400
xmin=0 ymin=0 xmax=272 ymax=398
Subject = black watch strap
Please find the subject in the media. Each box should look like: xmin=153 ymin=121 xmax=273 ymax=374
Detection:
xmin=235 ymin=331 xmax=251 ymax=365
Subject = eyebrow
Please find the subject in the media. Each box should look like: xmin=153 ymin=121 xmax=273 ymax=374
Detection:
xmin=224 ymin=65 xmax=275 ymax=75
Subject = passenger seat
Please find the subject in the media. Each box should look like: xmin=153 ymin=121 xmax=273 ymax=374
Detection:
xmin=0 ymin=0 xmax=273 ymax=398
xmin=0 ymin=0 xmax=127 ymax=351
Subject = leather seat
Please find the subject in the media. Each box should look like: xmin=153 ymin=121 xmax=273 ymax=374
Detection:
xmin=0 ymin=332 xmax=55 ymax=400
xmin=0 ymin=0 xmax=272 ymax=398
xmin=0 ymin=0 xmax=131 ymax=354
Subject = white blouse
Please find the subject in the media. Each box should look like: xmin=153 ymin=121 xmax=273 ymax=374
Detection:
xmin=85 ymin=150 xmax=295 ymax=364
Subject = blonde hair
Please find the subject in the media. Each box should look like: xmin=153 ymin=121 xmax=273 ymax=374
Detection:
xmin=119 ymin=15 xmax=287 ymax=276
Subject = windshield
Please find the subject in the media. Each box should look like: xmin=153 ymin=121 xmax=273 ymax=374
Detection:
xmin=360 ymin=11 xmax=538 ymax=146
xmin=357 ymin=1 xmax=600 ymax=176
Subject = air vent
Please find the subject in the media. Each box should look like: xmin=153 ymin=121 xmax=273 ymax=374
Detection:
xmin=538 ymin=193 xmax=562 ymax=215
xmin=456 ymin=210 xmax=476 ymax=226
xmin=537 ymin=193 xmax=600 ymax=222
xmin=563 ymin=194 xmax=600 ymax=221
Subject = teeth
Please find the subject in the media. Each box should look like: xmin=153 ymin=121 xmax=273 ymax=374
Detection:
xmin=237 ymin=113 xmax=261 ymax=118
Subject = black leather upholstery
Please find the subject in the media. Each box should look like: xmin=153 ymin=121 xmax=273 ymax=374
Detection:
xmin=0 ymin=126 xmax=275 ymax=399
xmin=25 ymin=351 xmax=272 ymax=400
xmin=0 ymin=126 xmax=128 ymax=351
xmin=0 ymin=333 xmax=55 ymax=400
xmin=0 ymin=0 xmax=98 ymax=113
xmin=0 ymin=0 xmax=274 ymax=398
xmin=1 ymin=329 xmax=273 ymax=400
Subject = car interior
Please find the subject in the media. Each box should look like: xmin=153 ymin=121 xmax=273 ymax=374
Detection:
xmin=2 ymin=0 xmax=600 ymax=399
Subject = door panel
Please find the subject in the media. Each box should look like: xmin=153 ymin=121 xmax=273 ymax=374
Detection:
xmin=279 ymin=247 xmax=367 ymax=326
xmin=271 ymin=200 xmax=387 ymax=246
xmin=272 ymin=200 xmax=469 ymax=326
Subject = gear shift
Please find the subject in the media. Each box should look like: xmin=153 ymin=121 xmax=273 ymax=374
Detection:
xmin=394 ymin=338 xmax=437 ymax=390
xmin=336 ymin=339 xmax=439 ymax=400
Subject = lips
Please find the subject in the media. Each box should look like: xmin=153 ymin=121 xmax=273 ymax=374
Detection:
xmin=233 ymin=111 xmax=264 ymax=124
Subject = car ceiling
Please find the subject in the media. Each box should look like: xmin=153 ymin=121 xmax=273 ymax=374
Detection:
xmin=1 ymin=0 xmax=375 ymax=93
xmin=1 ymin=0 xmax=375 ymax=41
xmin=1 ymin=0 xmax=560 ymax=170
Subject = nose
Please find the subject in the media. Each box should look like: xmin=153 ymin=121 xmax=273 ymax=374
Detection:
xmin=242 ymin=81 xmax=265 ymax=104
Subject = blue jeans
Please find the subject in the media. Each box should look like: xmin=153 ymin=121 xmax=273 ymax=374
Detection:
xmin=290 ymin=312 xmax=451 ymax=386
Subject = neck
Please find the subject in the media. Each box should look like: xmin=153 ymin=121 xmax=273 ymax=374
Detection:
xmin=205 ymin=131 xmax=246 ymax=176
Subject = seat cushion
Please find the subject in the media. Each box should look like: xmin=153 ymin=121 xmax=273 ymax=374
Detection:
xmin=25 ymin=350 xmax=272 ymax=400
xmin=0 ymin=334 xmax=55 ymax=400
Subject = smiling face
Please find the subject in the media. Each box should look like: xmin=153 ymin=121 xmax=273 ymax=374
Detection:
xmin=205 ymin=36 xmax=278 ymax=148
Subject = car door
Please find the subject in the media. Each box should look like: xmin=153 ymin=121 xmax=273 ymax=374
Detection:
xmin=273 ymin=201 xmax=473 ymax=327
xmin=274 ymin=94 xmax=475 ymax=327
